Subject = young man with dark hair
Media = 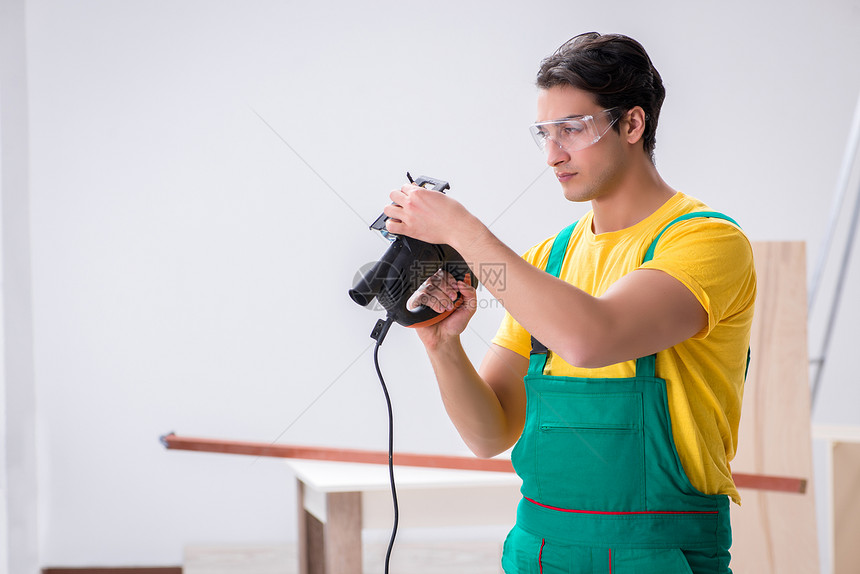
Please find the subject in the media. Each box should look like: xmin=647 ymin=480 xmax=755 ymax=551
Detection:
xmin=383 ymin=32 xmax=755 ymax=573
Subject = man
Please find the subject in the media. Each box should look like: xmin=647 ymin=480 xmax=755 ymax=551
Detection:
xmin=383 ymin=32 xmax=755 ymax=574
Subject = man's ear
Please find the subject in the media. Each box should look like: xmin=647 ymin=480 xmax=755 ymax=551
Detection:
xmin=623 ymin=106 xmax=647 ymax=145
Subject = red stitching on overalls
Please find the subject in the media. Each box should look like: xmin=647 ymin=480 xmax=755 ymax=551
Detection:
xmin=538 ymin=538 xmax=545 ymax=573
xmin=608 ymin=548 xmax=612 ymax=573
xmin=525 ymin=497 xmax=719 ymax=515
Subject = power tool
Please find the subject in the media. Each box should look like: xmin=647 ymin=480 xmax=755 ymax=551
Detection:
xmin=349 ymin=174 xmax=478 ymax=328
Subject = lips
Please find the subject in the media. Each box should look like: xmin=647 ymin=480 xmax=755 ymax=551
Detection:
xmin=555 ymin=171 xmax=576 ymax=182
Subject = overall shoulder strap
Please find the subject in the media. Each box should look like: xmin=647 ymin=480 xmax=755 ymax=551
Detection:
xmin=545 ymin=219 xmax=579 ymax=277
xmin=635 ymin=210 xmax=745 ymax=378
xmin=528 ymin=219 xmax=580 ymax=376
xmin=641 ymin=211 xmax=741 ymax=264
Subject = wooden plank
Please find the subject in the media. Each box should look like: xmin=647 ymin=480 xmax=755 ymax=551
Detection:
xmin=834 ymin=441 xmax=860 ymax=574
xmin=732 ymin=473 xmax=806 ymax=494
xmin=161 ymin=433 xmax=515 ymax=473
xmin=42 ymin=570 xmax=181 ymax=574
xmin=730 ymin=242 xmax=819 ymax=574
xmin=160 ymin=433 xmax=518 ymax=472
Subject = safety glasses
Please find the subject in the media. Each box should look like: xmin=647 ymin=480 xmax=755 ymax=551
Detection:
xmin=529 ymin=108 xmax=622 ymax=153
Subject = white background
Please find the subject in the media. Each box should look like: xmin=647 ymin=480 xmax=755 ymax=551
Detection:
xmin=3 ymin=0 xmax=860 ymax=571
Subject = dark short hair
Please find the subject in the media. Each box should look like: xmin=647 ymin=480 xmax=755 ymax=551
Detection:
xmin=536 ymin=32 xmax=666 ymax=163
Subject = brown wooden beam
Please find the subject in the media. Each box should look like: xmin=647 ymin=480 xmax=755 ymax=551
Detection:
xmin=43 ymin=569 xmax=181 ymax=574
xmin=160 ymin=433 xmax=514 ymax=472
xmin=732 ymin=472 xmax=807 ymax=494
xmin=160 ymin=433 xmax=806 ymax=493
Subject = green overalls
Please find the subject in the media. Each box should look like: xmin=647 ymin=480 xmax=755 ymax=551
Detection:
xmin=501 ymin=213 xmax=740 ymax=574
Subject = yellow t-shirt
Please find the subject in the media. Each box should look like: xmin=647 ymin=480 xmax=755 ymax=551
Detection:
xmin=491 ymin=192 xmax=756 ymax=505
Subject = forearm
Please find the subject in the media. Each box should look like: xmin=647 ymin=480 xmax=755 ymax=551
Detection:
xmin=452 ymin=218 xmax=612 ymax=367
xmin=425 ymin=338 xmax=520 ymax=458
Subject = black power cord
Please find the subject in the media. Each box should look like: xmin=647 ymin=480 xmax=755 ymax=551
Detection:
xmin=370 ymin=316 xmax=397 ymax=574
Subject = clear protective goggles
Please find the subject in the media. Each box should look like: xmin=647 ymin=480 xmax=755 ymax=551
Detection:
xmin=529 ymin=107 xmax=622 ymax=153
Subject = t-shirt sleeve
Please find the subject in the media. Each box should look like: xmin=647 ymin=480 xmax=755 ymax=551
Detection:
xmin=640 ymin=219 xmax=756 ymax=338
xmin=490 ymin=309 xmax=532 ymax=358
xmin=489 ymin=243 xmax=548 ymax=357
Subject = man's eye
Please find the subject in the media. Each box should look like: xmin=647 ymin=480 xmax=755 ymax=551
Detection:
xmin=562 ymin=124 xmax=584 ymax=135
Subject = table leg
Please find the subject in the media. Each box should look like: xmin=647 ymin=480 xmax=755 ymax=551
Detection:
xmin=323 ymin=491 xmax=362 ymax=573
xmin=296 ymin=479 xmax=363 ymax=574
xmin=297 ymin=480 xmax=309 ymax=574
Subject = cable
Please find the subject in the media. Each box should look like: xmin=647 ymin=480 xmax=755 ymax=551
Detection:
xmin=370 ymin=316 xmax=398 ymax=574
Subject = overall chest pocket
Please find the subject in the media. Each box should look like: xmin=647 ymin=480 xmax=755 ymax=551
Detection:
xmin=535 ymin=391 xmax=645 ymax=510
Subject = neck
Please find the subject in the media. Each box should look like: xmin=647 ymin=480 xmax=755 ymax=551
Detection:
xmin=590 ymin=160 xmax=676 ymax=235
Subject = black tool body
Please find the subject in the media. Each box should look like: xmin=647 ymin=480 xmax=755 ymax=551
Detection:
xmin=349 ymin=175 xmax=478 ymax=328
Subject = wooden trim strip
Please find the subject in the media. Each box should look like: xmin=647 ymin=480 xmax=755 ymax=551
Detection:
xmin=160 ymin=433 xmax=515 ymax=473
xmin=42 ymin=569 xmax=181 ymax=574
xmin=160 ymin=433 xmax=806 ymax=493
xmin=732 ymin=472 xmax=807 ymax=494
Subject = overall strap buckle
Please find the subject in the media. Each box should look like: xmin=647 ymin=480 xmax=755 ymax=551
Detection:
xmin=530 ymin=336 xmax=548 ymax=355
xmin=528 ymin=336 xmax=550 ymax=376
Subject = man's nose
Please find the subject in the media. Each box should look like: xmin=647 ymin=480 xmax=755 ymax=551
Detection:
xmin=545 ymin=139 xmax=570 ymax=166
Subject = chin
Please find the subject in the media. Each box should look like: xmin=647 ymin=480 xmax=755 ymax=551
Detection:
xmin=562 ymin=184 xmax=598 ymax=203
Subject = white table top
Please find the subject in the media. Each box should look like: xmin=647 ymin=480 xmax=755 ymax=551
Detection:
xmin=286 ymin=459 xmax=521 ymax=493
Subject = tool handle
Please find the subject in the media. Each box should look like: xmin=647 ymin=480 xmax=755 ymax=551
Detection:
xmin=369 ymin=174 xmax=450 ymax=240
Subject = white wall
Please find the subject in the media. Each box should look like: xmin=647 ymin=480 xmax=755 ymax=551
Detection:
xmin=1 ymin=0 xmax=39 ymax=572
xmin=13 ymin=0 xmax=860 ymax=570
